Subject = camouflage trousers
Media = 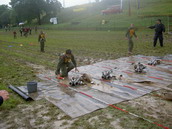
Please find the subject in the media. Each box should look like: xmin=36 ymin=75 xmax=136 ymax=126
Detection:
xmin=40 ymin=41 xmax=45 ymax=52
xmin=128 ymin=38 xmax=134 ymax=53
xmin=56 ymin=62 xmax=75 ymax=77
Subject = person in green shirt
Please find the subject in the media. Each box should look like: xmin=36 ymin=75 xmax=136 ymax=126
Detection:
xmin=125 ymin=24 xmax=138 ymax=55
xmin=55 ymin=49 xmax=79 ymax=78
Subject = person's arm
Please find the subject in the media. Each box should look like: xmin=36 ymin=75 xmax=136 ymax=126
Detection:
xmin=148 ymin=25 xmax=155 ymax=29
xmin=125 ymin=29 xmax=129 ymax=38
xmin=71 ymin=55 xmax=79 ymax=72
xmin=71 ymin=55 xmax=77 ymax=68
xmin=0 ymin=96 xmax=3 ymax=106
xmin=133 ymin=31 xmax=137 ymax=38
xmin=55 ymin=56 xmax=64 ymax=75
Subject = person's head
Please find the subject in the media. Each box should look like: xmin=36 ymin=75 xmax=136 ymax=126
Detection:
xmin=130 ymin=23 xmax=134 ymax=27
xmin=40 ymin=31 xmax=43 ymax=34
xmin=156 ymin=19 xmax=161 ymax=24
xmin=65 ymin=49 xmax=72 ymax=57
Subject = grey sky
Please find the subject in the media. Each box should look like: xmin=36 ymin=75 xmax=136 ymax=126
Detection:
xmin=0 ymin=0 xmax=10 ymax=6
xmin=0 ymin=0 xmax=96 ymax=7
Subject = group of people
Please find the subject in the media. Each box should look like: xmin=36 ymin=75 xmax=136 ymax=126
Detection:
xmin=19 ymin=27 xmax=32 ymax=37
xmin=12 ymin=26 xmax=38 ymax=39
xmin=0 ymin=19 xmax=166 ymax=106
xmin=55 ymin=19 xmax=166 ymax=80
xmin=126 ymin=19 xmax=165 ymax=55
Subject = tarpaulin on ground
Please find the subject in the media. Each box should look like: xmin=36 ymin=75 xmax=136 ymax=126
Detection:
xmin=18 ymin=55 xmax=172 ymax=118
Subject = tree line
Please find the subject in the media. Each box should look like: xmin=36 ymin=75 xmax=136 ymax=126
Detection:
xmin=0 ymin=0 xmax=62 ymax=27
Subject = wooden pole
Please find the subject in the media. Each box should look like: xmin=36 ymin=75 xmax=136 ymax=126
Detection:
xmin=129 ymin=0 xmax=131 ymax=16
xmin=138 ymin=0 xmax=140 ymax=9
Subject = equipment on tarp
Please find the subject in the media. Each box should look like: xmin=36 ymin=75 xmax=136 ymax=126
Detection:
xmin=69 ymin=77 xmax=84 ymax=86
xmin=148 ymin=59 xmax=161 ymax=66
xmin=134 ymin=62 xmax=146 ymax=73
xmin=102 ymin=70 xmax=113 ymax=80
xmin=27 ymin=82 xmax=37 ymax=93
xmin=9 ymin=85 xmax=33 ymax=101
xmin=69 ymin=73 xmax=94 ymax=86
xmin=80 ymin=73 xmax=94 ymax=84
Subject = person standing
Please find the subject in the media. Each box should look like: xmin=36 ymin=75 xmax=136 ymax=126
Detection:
xmin=0 ymin=90 xmax=9 ymax=106
xmin=38 ymin=31 xmax=46 ymax=52
xmin=19 ymin=27 xmax=23 ymax=37
xmin=125 ymin=24 xmax=138 ymax=55
xmin=23 ymin=28 xmax=28 ymax=37
xmin=55 ymin=49 xmax=79 ymax=78
xmin=148 ymin=19 xmax=165 ymax=47
xmin=13 ymin=31 xmax=17 ymax=39
xmin=29 ymin=28 xmax=32 ymax=35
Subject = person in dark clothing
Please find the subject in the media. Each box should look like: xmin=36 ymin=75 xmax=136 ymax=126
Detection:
xmin=0 ymin=90 xmax=9 ymax=106
xmin=19 ymin=28 xmax=23 ymax=37
xmin=55 ymin=49 xmax=79 ymax=78
xmin=148 ymin=19 xmax=165 ymax=47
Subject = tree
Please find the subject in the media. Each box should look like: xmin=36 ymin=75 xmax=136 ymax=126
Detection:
xmin=45 ymin=0 xmax=62 ymax=17
xmin=10 ymin=0 xmax=61 ymax=25
xmin=0 ymin=5 xmax=11 ymax=27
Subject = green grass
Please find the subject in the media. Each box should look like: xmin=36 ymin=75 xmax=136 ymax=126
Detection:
xmin=0 ymin=53 xmax=37 ymax=110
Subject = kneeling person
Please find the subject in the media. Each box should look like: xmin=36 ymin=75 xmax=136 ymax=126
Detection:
xmin=55 ymin=49 xmax=79 ymax=78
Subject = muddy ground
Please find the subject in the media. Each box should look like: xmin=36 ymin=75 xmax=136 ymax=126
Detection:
xmin=0 ymin=59 xmax=172 ymax=129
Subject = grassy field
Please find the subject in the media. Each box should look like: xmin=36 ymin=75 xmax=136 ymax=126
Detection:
xmin=0 ymin=29 xmax=172 ymax=128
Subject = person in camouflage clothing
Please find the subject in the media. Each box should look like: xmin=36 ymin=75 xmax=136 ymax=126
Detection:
xmin=38 ymin=31 xmax=46 ymax=52
xmin=55 ymin=49 xmax=79 ymax=78
xmin=125 ymin=24 xmax=138 ymax=55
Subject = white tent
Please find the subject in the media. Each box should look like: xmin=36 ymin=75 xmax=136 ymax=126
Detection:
xmin=50 ymin=18 xmax=58 ymax=24
xmin=19 ymin=22 xmax=24 ymax=26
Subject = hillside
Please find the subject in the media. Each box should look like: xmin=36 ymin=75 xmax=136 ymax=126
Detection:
xmin=42 ymin=0 xmax=172 ymax=31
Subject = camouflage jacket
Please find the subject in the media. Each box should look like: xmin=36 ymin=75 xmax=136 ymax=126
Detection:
xmin=126 ymin=27 xmax=137 ymax=39
xmin=56 ymin=54 xmax=76 ymax=74
xmin=38 ymin=33 xmax=46 ymax=42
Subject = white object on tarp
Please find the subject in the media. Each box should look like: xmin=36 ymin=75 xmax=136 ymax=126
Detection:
xmin=19 ymin=22 xmax=24 ymax=26
xmin=50 ymin=17 xmax=58 ymax=24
